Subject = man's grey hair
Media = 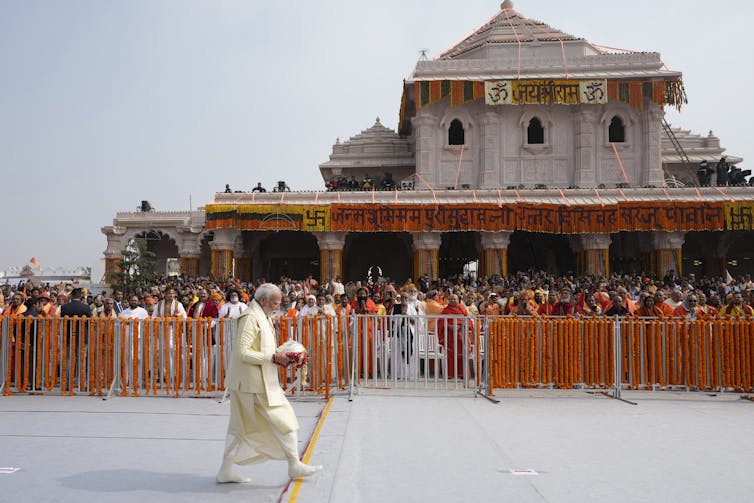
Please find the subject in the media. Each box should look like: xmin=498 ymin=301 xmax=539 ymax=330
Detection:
xmin=254 ymin=283 xmax=282 ymax=302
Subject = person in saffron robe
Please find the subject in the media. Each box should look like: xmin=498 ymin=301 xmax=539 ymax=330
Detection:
xmin=436 ymin=294 xmax=471 ymax=379
xmin=719 ymin=292 xmax=754 ymax=318
xmin=350 ymin=287 xmax=377 ymax=377
xmin=217 ymin=283 xmax=321 ymax=483
xmin=635 ymin=295 xmax=664 ymax=318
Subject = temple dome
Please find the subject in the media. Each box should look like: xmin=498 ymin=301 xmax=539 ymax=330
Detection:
xmin=319 ymin=118 xmax=415 ymax=184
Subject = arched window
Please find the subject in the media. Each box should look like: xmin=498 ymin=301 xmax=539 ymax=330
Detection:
xmin=527 ymin=117 xmax=544 ymax=144
xmin=609 ymin=116 xmax=625 ymax=143
xmin=448 ymin=119 xmax=465 ymax=145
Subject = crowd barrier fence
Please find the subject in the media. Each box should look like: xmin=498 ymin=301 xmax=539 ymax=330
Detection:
xmin=2 ymin=314 xmax=753 ymax=399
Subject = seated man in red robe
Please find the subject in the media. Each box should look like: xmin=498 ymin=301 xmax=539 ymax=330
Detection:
xmin=436 ymin=294 xmax=471 ymax=380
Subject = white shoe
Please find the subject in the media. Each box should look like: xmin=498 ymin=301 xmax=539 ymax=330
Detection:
xmin=288 ymin=460 xmax=322 ymax=479
xmin=216 ymin=461 xmax=250 ymax=484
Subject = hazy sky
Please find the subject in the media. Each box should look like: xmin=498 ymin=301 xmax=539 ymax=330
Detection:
xmin=2 ymin=0 xmax=752 ymax=281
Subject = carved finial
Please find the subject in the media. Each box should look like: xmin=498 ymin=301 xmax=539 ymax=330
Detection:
xmin=501 ymin=0 xmax=513 ymax=10
xmin=375 ymin=116 xmax=381 ymax=124
xmin=336 ymin=137 xmax=340 ymax=144
xmin=708 ymin=130 xmax=714 ymax=137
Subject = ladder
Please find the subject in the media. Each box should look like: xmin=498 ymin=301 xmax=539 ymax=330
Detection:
xmin=662 ymin=118 xmax=690 ymax=167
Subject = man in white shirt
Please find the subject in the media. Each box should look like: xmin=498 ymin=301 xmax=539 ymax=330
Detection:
xmin=119 ymin=295 xmax=149 ymax=387
xmin=298 ymin=295 xmax=319 ymax=317
xmin=218 ymin=290 xmax=248 ymax=319
xmin=329 ymin=276 xmax=345 ymax=297
xmin=119 ymin=295 xmax=149 ymax=321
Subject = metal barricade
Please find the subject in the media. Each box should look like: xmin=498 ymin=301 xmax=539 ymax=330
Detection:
xmin=3 ymin=314 xmax=752 ymax=398
xmin=340 ymin=314 xmax=488 ymax=395
xmin=0 ymin=316 xmax=235 ymax=398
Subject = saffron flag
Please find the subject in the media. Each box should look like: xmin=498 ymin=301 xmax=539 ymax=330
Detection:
xmin=30 ymin=257 xmax=40 ymax=269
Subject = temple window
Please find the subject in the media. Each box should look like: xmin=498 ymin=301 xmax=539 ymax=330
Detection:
xmin=609 ymin=116 xmax=625 ymax=143
xmin=527 ymin=117 xmax=545 ymax=144
xmin=448 ymin=119 xmax=465 ymax=145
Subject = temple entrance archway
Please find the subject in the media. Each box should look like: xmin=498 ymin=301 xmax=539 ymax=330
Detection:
xmin=725 ymin=231 xmax=754 ymax=276
xmin=507 ymin=232 xmax=574 ymax=275
xmin=134 ymin=231 xmax=179 ymax=277
xmin=344 ymin=233 xmax=412 ymax=283
xmin=439 ymin=232 xmax=479 ymax=278
xmin=685 ymin=231 xmax=754 ymax=278
xmin=259 ymin=232 xmax=319 ymax=282
xmin=609 ymin=232 xmax=643 ymax=274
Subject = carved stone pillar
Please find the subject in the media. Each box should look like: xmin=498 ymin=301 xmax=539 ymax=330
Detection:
xmin=481 ymin=111 xmax=501 ymax=189
xmin=413 ymin=111 xmax=437 ymax=188
xmin=412 ymin=232 xmax=441 ymax=280
xmin=643 ymin=104 xmax=665 ymax=187
xmin=102 ymin=226 xmax=125 ymax=284
xmin=649 ymin=231 xmax=685 ymax=277
xmin=479 ymin=231 xmax=511 ymax=277
xmin=314 ymin=232 xmax=347 ymax=282
xmin=570 ymin=233 xmax=612 ymax=277
xmin=209 ymin=228 xmax=239 ymax=280
xmin=177 ymin=232 xmax=202 ymax=278
xmin=574 ymin=108 xmax=596 ymax=187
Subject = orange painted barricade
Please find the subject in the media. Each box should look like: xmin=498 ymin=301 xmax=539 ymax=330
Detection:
xmin=3 ymin=315 xmax=752 ymax=397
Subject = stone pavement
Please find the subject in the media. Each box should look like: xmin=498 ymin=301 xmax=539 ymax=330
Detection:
xmin=2 ymin=390 xmax=754 ymax=502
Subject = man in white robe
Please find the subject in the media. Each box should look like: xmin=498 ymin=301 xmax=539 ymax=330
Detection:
xmin=217 ymin=283 xmax=322 ymax=483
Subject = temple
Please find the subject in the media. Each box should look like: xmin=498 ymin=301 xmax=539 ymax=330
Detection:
xmin=102 ymin=1 xmax=753 ymax=283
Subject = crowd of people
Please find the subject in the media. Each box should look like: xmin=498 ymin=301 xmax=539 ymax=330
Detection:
xmin=1 ymin=269 xmax=753 ymax=322
xmin=325 ymin=173 xmax=399 ymax=192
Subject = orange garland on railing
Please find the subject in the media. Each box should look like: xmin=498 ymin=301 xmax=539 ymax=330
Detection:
xmin=175 ymin=319 xmax=184 ymax=397
xmin=132 ymin=319 xmax=140 ymax=397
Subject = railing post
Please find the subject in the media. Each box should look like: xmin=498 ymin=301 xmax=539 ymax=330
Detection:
xmin=613 ymin=316 xmax=622 ymax=399
xmin=106 ymin=319 xmax=122 ymax=400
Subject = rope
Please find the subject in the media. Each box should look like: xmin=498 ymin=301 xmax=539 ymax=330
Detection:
xmin=714 ymin=186 xmax=734 ymax=202
xmin=405 ymin=172 xmax=439 ymax=205
xmin=435 ymin=9 xmax=501 ymax=59
xmin=693 ymin=187 xmax=704 ymax=202
xmin=610 ymin=143 xmax=630 ymax=183
xmin=503 ymin=8 xmax=522 ymax=79
xmin=560 ymin=40 xmax=570 ymax=79
xmin=453 ymin=144 xmax=465 ymax=189
xmin=593 ymin=188 xmax=605 ymax=206
xmin=558 ymin=188 xmax=571 ymax=206
xmin=591 ymin=43 xmax=640 ymax=53
xmin=521 ymin=16 xmax=570 ymax=79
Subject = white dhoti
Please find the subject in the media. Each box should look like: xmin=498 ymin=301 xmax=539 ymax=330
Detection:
xmin=224 ymin=390 xmax=300 ymax=465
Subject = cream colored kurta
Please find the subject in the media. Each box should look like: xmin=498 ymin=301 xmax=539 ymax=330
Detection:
xmin=224 ymin=300 xmax=299 ymax=465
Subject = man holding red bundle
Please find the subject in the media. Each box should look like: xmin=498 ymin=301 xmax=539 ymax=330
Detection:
xmin=217 ymin=283 xmax=322 ymax=484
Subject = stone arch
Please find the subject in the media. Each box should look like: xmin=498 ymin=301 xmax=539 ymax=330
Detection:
xmin=130 ymin=230 xmax=180 ymax=277
xmin=439 ymin=232 xmax=480 ymax=278
xmin=343 ymin=233 xmax=412 ymax=283
xmin=599 ymin=105 xmax=636 ymax=147
xmin=507 ymin=231 xmax=575 ymax=275
xmin=439 ymin=107 xmax=476 ymax=147
xmin=259 ymin=231 xmax=319 ymax=282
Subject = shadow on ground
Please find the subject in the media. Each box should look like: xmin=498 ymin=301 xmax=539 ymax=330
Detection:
xmin=59 ymin=469 xmax=285 ymax=494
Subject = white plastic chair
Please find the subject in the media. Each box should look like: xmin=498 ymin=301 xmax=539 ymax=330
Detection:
xmin=418 ymin=331 xmax=447 ymax=379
